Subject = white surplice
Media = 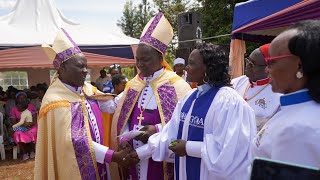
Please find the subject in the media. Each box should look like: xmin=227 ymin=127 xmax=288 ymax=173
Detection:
xmin=252 ymin=89 xmax=320 ymax=168
xmin=145 ymin=86 xmax=256 ymax=180
xmin=232 ymin=75 xmax=281 ymax=131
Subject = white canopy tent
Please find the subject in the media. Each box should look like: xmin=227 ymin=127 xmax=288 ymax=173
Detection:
xmin=0 ymin=0 xmax=138 ymax=46
xmin=0 ymin=0 xmax=139 ymax=86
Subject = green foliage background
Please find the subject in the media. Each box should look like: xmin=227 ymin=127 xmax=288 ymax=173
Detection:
xmin=118 ymin=0 xmax=262 ymax=80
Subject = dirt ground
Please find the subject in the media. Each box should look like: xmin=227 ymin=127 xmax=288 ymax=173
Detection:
xmin=0 ymin=149 xmax=34 ymax=180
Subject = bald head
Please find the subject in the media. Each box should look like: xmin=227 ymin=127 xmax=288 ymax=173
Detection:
xmin=269 ymin=29 xmax=298 ymax=58
xmin=251 ymin=48 xmax=266 ymax=65
xmin=245 ymin=48 xmax=268 ymax=81
xmin=267 ymin=28 xmax=304 ymax=94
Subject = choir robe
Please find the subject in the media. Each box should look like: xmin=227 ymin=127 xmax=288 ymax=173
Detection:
xmin=35 ymin=78 xmax=114 ymax=180
xmin=146 ymin=85 xmax=257 ymax=180
xmin=110 ymin=68 xmax=191 ymax=180
xmin=232 ymin=75 xmax=281 ymax=131
xmin=252 ymin=89 xmax=320 ymax=168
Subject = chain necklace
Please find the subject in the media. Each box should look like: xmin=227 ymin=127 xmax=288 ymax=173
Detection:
xmin=243 ymin=83 xmax=270 ymax=101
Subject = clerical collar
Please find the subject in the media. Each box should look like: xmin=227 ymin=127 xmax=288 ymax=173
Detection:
xmin=197 ymin=83 xmax=212 ymax=97
xmin=249 ymin=77 xmax=270 ymax=88
xmin=139 ymin=68 xmax=164 ymax=82
xmin=280 ymin=89 xmax=312 ymax=106
xmin=63 ymin=83 xmax=83 ymax=94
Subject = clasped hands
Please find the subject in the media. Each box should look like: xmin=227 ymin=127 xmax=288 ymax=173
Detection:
xmin=112 ymin=141 xmax=139 ymax=167
xmin=112 ymin=125 xmax=188 ymax=167
xmin=112 ymin=125 xmax=157 ymax=167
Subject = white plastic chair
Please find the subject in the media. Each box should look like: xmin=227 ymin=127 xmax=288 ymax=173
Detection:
xmin=13 ymin=145 xmax=19 ymax=160
xmin=0 ymin=112 xmax=5 ymax=160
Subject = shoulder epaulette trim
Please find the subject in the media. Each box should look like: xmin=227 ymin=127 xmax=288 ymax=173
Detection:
xmin=38 ymin=100 xmax=70 ymax=120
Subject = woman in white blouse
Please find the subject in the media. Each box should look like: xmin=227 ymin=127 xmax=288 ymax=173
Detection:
xmin=252 ymin=20 xmax=320 ymax=168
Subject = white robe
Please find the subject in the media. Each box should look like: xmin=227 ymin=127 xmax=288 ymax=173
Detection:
xmin=232 ymin=75 xmax=281 ymax=131
xmin=252 ymin=89 xmax=320 ymax=168
xmin=144 ymin=86 xmax=256 ymax=180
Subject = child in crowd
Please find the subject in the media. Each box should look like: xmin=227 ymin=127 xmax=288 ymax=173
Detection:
xmin=12 ymin=102 xmax=32 ymax=132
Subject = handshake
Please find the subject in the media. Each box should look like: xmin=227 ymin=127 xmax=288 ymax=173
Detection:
xmin=111 ymin=125 xmax=158 ymax=167
xmin=112 ymin=141 xmax=140 ymax=167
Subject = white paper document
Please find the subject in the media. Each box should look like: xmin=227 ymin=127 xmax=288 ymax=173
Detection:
xmin=117 ymin=130 xmax=145 ymax=139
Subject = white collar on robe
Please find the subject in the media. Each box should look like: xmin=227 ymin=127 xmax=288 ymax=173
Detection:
xmin=142 ymin=68 xmax=164 ymax=83
xmin=62 ymin=82 xmax=83 ymax=94
xmin=138 ymin=68 xmax=164 ymax=110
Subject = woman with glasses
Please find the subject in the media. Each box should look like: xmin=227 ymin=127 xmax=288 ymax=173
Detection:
xmin=252 ymin=20 xmax=320 ymax=168
xmin=232 ymin=44 xmax=281 ymax=131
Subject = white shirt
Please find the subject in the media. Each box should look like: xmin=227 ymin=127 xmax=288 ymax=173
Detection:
xmin=232 ymin=75 xmax=281 ymax=131
xmin=144 ymin=86 xmax=256 ymax=180
xmin=96 ymin=76 xmax=111 ymax=91
xmin=252 ymin=89 xmax=320 ymax=168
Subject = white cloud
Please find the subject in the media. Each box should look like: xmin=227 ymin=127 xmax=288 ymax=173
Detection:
xmin=0 ymin=0 xmax=16 ymax=9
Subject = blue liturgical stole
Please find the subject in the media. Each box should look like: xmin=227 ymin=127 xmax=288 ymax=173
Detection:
xmin=175 ymin=86 xmax=220 ymax=180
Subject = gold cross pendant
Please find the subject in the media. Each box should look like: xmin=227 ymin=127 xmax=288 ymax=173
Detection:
xmin=137 ymin=113 xmax=144 ymax=126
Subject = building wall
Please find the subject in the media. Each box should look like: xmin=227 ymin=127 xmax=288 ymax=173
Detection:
xmin=26 ymin=68 xmax=51 ymax=86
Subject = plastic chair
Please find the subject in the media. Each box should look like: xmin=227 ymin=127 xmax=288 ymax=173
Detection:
xmin=13 ymin=145 xmax=20 ymax=160
xmin=0 ymin=112 xmax=5 ymax=160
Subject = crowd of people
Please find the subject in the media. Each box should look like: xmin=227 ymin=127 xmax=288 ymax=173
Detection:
xmin=1 ymin=11 xmax=318 ymax=180
xmin=1 ymin=83 xmax=47 ymax=160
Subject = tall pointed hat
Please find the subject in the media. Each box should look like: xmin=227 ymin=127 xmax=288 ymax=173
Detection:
xmin=139 ymin=12 xmax=174 ymax=54
xmin=42 ymin=28 xmax=82 ymax=70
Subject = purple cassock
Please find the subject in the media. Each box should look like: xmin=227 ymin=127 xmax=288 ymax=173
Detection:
xmin=67 ymin=85 xmax=110 ymax=180
xmin=125 ymin=104 xmax=174 ymax=180
xmin=117 ymin=71 xmax=178 ymax=180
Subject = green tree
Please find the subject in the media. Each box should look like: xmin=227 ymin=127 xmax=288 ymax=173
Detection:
xmin=117 ymin=0 xmax=136 ymax=37
xmin=118 ymin=0 xmax=194 ymax=68
xmin=117 ymin=0 xmax=154 ymax=39
xmin=196 ymin=0 xmax=240 ymax=44
xmin=118 ymin=0 xmax=155 ymax=79
xmin=153 ymin=0 xmax=194 ymax=66
xmin=196 ymin=0 xmax=259 ymax=53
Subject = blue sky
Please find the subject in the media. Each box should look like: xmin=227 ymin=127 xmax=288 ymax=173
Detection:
xmin=0 ymin=0 xmax=142 ymax=31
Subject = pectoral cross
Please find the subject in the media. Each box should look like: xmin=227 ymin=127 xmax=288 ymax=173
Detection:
xmin=137 ymin=113 xmax=144 ymax=126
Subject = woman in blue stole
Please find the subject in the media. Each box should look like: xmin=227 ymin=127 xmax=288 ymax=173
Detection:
xmin=145 ymin=43 xmax=256 ymax=180
xmin=252 ymin=20 xmax=320 ymax=168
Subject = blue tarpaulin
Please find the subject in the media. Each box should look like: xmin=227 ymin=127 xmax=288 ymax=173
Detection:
xmin=232 ymin=0 xmax=303 ymax=31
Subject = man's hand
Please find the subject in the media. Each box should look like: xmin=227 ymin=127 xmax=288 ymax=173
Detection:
xmin=168 ymin=139 xmax=187 ymax=157
xmin=111 ymin=148 xmax=130 ymax=163
xmin=119 ymin=141 xmax=133 ymax=151
xmin=119 ymin=150 xmax=140 ymax=167
xmin=134 ymin=125 xmax=157 ymax=144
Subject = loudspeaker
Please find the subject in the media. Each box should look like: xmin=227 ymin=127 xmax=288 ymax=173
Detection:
xmin=175 ymin=48 xmax=192 ymax=65
xmin=178 ymin=11 xmax=202 ymax=48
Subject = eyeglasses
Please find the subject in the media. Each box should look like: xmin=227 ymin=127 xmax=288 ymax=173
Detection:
xmin=265 ymin=54 xmax=295 ymax=64
xmin=245 ymin=58 xmax=266 ymax=68
xmin=265 ymin=54 xmax=295 ymax=68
